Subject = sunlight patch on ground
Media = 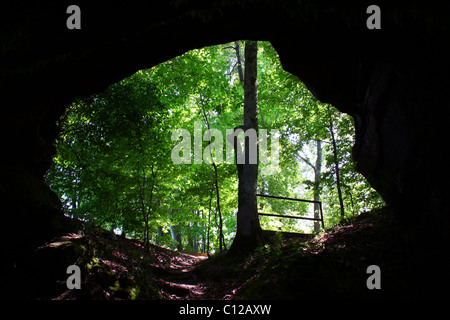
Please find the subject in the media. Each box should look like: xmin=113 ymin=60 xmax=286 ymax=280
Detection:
xmin=37 ymin=232 xmax=84 ymax=249
xmin=100 ymin=258 xmax=129 ymax=274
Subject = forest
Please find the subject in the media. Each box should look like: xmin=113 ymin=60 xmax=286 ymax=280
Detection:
xmin=45 ymin=40 xmax=384 ymax=255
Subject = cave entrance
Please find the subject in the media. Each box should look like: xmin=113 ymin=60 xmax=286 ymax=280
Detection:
xmin=45 ymin=40 xmax=383 ymax=254
xmin=4 ymin=1 xmax=450 ymax=301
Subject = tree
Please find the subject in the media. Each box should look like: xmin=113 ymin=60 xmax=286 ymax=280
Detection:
xmin=328 ymin=115 xmax=345 ymax=219
xmin=200 ymin=96 xmax=226 ymax=251
xmin=46 ymin=72 xmax=173 ymax=241
xmin=229 ymin=40 xmax=265 ymax=254
xmin=298 ymin=140 xmax=323 ymax=233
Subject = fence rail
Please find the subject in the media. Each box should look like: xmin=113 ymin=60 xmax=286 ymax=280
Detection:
xmin=256 ymin=194 xmax=324 ymax=229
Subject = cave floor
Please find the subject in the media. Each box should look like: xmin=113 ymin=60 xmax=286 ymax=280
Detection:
xmin=10 ymin=207 xmax=449 ymax=300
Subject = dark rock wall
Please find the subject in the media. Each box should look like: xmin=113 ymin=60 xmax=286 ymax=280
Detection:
xmin=352 ymin=61 xmax=450 ymax=242
xmin=1 ymin=1 xmax=449 ymax=282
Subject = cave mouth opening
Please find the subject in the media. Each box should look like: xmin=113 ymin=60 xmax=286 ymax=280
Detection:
xmin=45 ymin=40 xmax=384 ymax=254
xmin=3 ymin=1 xmax=450 ymax=300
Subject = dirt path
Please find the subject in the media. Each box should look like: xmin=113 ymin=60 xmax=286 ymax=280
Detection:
xmin=151 ymin=252 xmax=209 ymax=299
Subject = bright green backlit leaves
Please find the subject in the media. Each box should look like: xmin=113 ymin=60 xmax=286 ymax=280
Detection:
xmin=46 ymin=41 xmax=383 ymax=252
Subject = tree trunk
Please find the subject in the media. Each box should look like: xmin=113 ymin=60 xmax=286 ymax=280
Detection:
xmin=298 ymin=141 xmax=323 ymax=233
xmin=234 ymin=41 xmax=244 ymax=83
xmin=313 ymin=140 xmax=322 ymax=233
xmin=157 ymin=226 xmax=163 ymax=246
xmin=201 ymin=102 xmax=225 ymax=252
xmin=206 ymin=186 xmax=213 ymax=257
xmin=137 ymin=166 xmax=150 ymax=247
xmin=329 ymin=119 xmax=345 ymax=219
xmin=200 ymin=210 xmax=206 ymax=253
xmin=169 ymin=209 xmax=183 ymax=251
xmin=170 ymin=224 xmax=183 ymax=251
xmin=229 ymin=40 xmax=264 ymax=255
xmin=188 ymin=222 xmax=195 ymax=251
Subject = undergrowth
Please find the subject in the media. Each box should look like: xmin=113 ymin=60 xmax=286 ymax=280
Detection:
xmin=235 ymin=207 xmax=410 ymax=299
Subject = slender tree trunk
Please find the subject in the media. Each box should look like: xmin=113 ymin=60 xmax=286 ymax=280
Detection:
xmin=313 ymin=140 xmax=322 ymax=233
xmin=201 ymin=102 xmax=225 ymax=252
xmin=234 ymin=41 xmax=244 ymax=83
xmin=169 ymin=224 xmax=183 ymax=251
xmin=213 ymin=159 xmax=226 ymax=251
xmin=329 ymin=119 xmax=345 ymax=219
xmin=192 ymin=211 xmax=200 ymax=252
xmin=259 ymin=173 xmax=265 ymax=211
xmin=299 ymin=141 xmax=323 ymax=233
xmin=188 ymin=222 xmax=194 ymax=251
xmin=229 ymin=40 xmax=264 ymax=255
xmin=137 ymin=165 xmax=150 ymax=246
xmin=347 ymin=188 xmax=355 ymax=216
xmin=201 ymin=210 xmax=206 ymax=253
xmin=176 ymin=233 xmax=183 ymax=251
xmin=144 ymin=187 xmax=153 ymax=247
xmin=144 ymin=218 xmax=150 ymax=246
xmin=157 ymin=226 xmax=163 ymax=246
xmin=206 ymin=186 xmax=213 ymax=257
xmin=169 ymin=208 xmax=183 ymax=251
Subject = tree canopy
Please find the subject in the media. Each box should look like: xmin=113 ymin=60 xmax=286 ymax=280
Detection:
xmin=46 ymin=41 xmax=384 ymax=254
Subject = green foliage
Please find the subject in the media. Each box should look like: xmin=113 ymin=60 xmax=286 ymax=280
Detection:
xmin=46 ymin=41 xmax=384 ymax=252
